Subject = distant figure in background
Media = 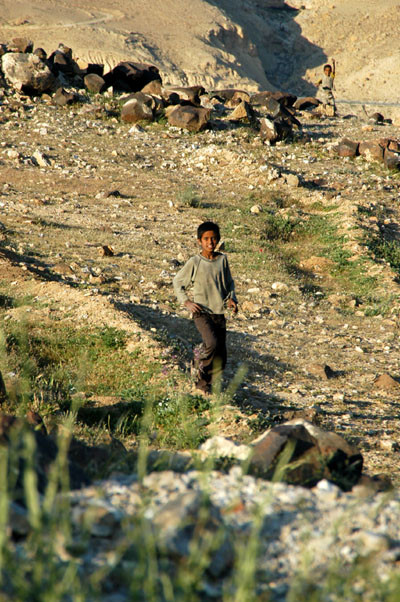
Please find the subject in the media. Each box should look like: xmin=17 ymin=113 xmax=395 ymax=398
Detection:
xmin=316 ymin=58 xmax=336 ymax=115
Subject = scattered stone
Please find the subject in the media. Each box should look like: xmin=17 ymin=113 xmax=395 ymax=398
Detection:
xmin=373 ymin=374 xmax=400 ymax=391
xmin=369 ymin=112 xmax=384 ymax=124
xmin=32 ymin=149 xmax=52 ymax=167
xmin=250 ymin=204 xmax=262 ymax=214
xmin=84 ymin=73 xmax=106 ymax=94
xmin=166 ymin=105 xmax=210 ymax=132
xmin=271 ymin=282 xmax=288 ymax=292
xmin=200 ymin=436 xmax=250 ymax=461
xmin=285 ymin=173 xmax=300 ymax=187
xmin=1 ymin=52 xmax=57 ymax=95
xmin=307 ymin=363 xmax=336 ymax=380
xmin=100 ymin=245 xmax=114 ymax=257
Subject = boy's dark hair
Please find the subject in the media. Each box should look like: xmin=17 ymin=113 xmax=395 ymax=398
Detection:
xmin=197 ymin=221 xmax=220 ymax=241
xmin=324 ymin=64 xmax=332 ymax=71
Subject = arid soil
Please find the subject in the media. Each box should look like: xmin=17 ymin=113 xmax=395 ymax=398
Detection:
xmin=1 ymin=0 xmax=400 ymax=103
xmin=1 ymin=88 xmax=400 ymax=483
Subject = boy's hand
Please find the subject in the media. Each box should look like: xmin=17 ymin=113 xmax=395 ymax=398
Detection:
xmin=184 ymin=300 xmax=202 ymax=314
xmin=227 ymin=298 xmax=238 ymax=314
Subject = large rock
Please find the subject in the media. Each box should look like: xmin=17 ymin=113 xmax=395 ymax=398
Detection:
xmin=359 ymin=140 xmax=384 ymax=162
xmin=1 ymin=52 xmax=57 ymax=94
xmin=251 ymin=90 xmax=297 ymax=108
xmin=384 ymin=147 xmax=400 ymax=171
xmin=121 ymin=96 xmax=154 ymax=123
xmin=52 ymin=87 xmax=79 ymax=106
xmin=103 ymin=61 xmax=161 ymax=93
xmin=210 ymin=89 xmax=250 ymax=104
xmin=7 ymin=37 xmax=34 ymax=53
xmin=166 ymin=105 xmax=210 ymax=132
xmin=249 ymin=419 xmax=363 ymax=491
xmin=228 ymin=100 xmax=255 ymax=122
xmin=294 ymin=96 xmax=320 ymax=111
xmin=337 ymin=138 xmax=359 ymax=157
xmin=164 ymin=85 xmax=205 ymax=105
xmin=84 ymin=73 xmax=106 ymax=94
xmin=259 ymin=116 xmax=292 ymax=144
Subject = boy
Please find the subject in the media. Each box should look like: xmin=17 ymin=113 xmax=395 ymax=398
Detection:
xmin=173 ymin=221 xmax=238 ymax=394
xmin=316 ymin=58 xmax=336 ymax=114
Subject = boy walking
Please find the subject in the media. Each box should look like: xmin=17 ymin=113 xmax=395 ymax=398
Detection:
xmin=173 ymin=221 xmax=238 ymax=394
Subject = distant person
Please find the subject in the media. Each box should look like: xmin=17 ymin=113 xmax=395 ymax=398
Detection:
xmin=173 ymin=221 xmax=238 ymax=395
xmin=316 ymin=58 xmax=336 ymax=115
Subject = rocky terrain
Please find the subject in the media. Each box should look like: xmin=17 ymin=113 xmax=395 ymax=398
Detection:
xmin=1 ymin=7 xmax=400 ymax=600
xmin=1 ymin=0 xmax=400 ymax=103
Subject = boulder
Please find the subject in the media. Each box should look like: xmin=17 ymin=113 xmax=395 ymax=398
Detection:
xmin=210 ymin=89 xmax=250 ymax=103
xmin=249 ymin=419 xmax=363 ymax=491
xmin=48 ymin=46 xmax=80 ymax=78
xmin=369 ymin=112 xmax=384 ymax=123
xmin=307 ymin=363 xmax=336 ymax=380
xmin=7 ymin=37 xmax=33 ymax=53
xmin=270 ymin=91 xmax=297 ymax=107
xmin=166 ymin=105 xmax=210 ymax=132
xmin=384 ymin=147 xmax=400 ymax=171
xmin=337 ymin=138 xmax=359 ymax=157
xmin=52 ymin=87 xmax=79 ymax=106
xmin=141 ymin=79 xmax=163 ymax=96
xmin=259 ymin=116 xmax=292 ymax=144
xmin=84 ymin=73 xmax=106 ymax=94
xmin=123 ymin=91 xmax=162 ymax=112
xmin=224 ymin=90 xmax=251 ymax=107
xmin=1 ymin=52 xmax=57 ymax=95
xmin=294 ymin=96 xmax=320 ymax=111
xmin=359 ymin=140 xmax=384 ymax=162
xmin=121 ymin=97 xmax=154 ymax=123
xmin=228 ymin=100 xmax=256 ymax=122
xmin=33 ymin=48 xmax=47 ymax=62
xmin=164 ymin=85 xmax=205 ymax=105
xmin=103 ymin=61 xmax=161 ymax=93
xmin=251 ymin=90 xmax=297 ymax=108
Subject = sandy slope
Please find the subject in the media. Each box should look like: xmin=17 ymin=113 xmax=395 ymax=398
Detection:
xmin=0 ymin=0 xmax=399 ymax=100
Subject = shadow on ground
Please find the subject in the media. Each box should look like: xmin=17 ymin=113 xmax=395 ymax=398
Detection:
xmin=113 ymin=299 xmax=295 ymax=415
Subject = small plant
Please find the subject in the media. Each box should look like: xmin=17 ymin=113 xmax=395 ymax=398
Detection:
xmin=262 ymin=213 xmax=299 ymax=242
xmin=178 ymin=185 xmax=202 ymax=208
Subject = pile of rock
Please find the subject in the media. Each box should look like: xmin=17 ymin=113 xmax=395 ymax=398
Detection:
xmin=337 ymin=136 xmax=400 ymax=171
xmin=2 ymin=413 xmax=397 ymax=601
xmin=0 ymin=36 xmax=308 ymax=137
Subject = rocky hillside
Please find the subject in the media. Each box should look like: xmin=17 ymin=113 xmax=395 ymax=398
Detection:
xmin=1 ymin=0 xmax=400 ymax=102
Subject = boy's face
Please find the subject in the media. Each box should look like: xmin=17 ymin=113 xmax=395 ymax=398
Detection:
xmin=324 ymin=66 xmax=332 ymax=76
xmin=198 ymin=230 xmax=219 ymax=257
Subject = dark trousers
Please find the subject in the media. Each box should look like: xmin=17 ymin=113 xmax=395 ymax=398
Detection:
xmin=193 ymin=313 xmax=227 ymax=392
